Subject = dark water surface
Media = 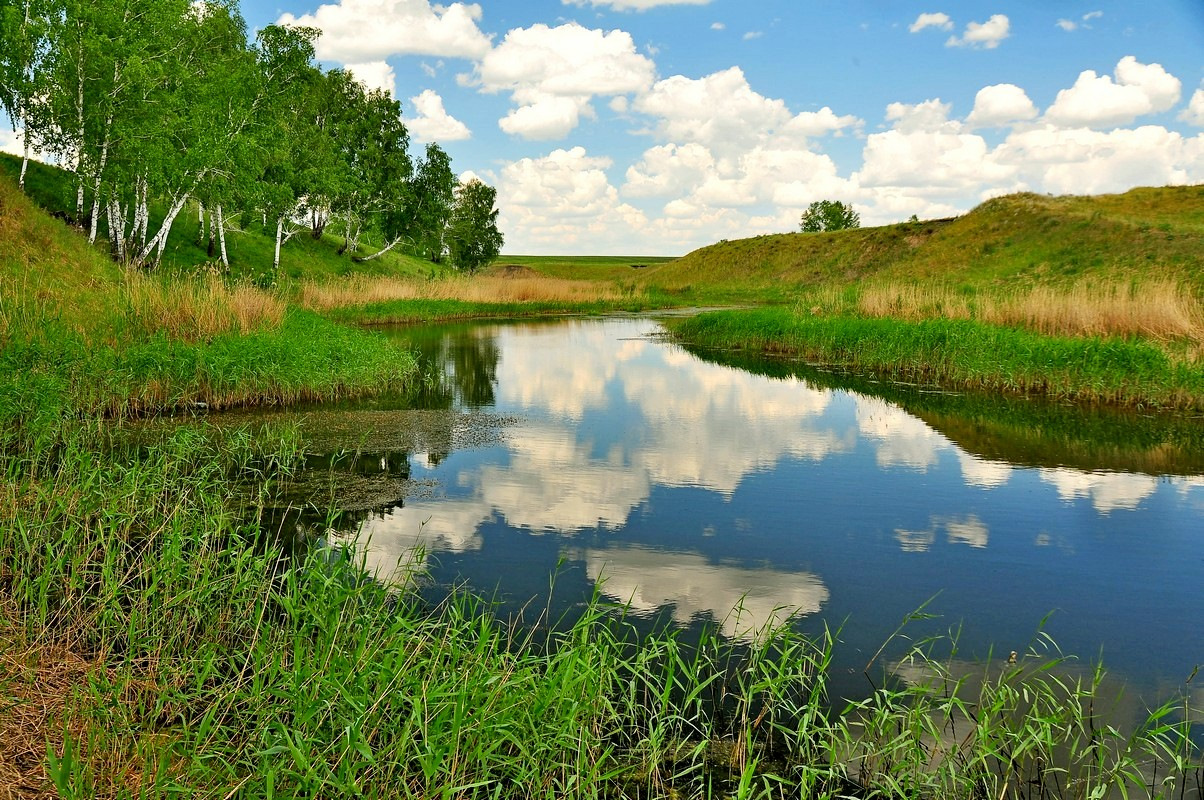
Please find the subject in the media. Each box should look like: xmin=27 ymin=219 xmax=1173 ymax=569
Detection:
xmin=262 ymin=316 xmax=1204 ymax=710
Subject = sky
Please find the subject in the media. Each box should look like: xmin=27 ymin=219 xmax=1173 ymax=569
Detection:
xmin=6 ymin=1 xmax=1204 ymax=255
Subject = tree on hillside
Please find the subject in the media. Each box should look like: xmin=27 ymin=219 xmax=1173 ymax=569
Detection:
xmin=447 ymin=178 xmax=503 ymax=274
xmin=800 ymin=200 xmax=860 ymax=233
xmin=402 ymin=142 xmax=457 ymax=263
xmin=0 ymin=0 xmax=54 ymax=190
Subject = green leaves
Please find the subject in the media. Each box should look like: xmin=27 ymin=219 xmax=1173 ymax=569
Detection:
xmin=447 ymin=178 xmax=504 ymax=274
xmin=800 ymin=199 xmax=861 ymax=233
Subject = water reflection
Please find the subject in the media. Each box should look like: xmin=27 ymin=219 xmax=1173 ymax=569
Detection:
xmin=580 ymin=545 xmax=830 ymax=640
xmin=267 ymin=317 xmax=1204 ymax=689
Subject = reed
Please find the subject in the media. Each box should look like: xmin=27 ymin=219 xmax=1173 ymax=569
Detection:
xmin=121 ymin=272 xmax=286 ymax=342
xmin=296 ymin=273 xmax=629 ymax=311
xmin=843 ymin=280 xmax=1204 ymax=348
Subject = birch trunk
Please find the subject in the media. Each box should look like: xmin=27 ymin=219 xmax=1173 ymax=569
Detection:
xmin=87 ymin=119 xmax=112 ymax=245
xmin=137 ymin=179 xmax=202 ymax=267
xmin=107 ymin=195 xmax=127 ymax=263
xmin=216 ymin=204 xmax=228 ymax=269
xmin=197 ymin=202 xmax=206 ymax=244
xmin=274 ymin=216 xmax=284 ymax=273
xmin=355 ymin=236 xmax=406 ymax=262
xmin=134 ymin=175 xmax=149 ymax=247
xmin=75 ymin=33 xmax=85 ymax=216
xmin=206 ymin=207 xmax=215 ymax=258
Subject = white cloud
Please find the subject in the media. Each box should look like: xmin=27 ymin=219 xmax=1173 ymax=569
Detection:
xmin=742 ymin=31 xmax=764 ymax=41
xmin=1061 ymin=10 xmax=1104 ymax=30
xmin=909 ymin=12 xmax=953 ymax=33
xmin=946 ymin=14 xmax=1010 ymax=49
xmin=710 ymin=22 xmax=725 ymax=31
xmin=634 ymin=67 xmax=857 ymax=157
xmin=470 ymin=23 xmax=655 ymax=140
xmin=495 ymin=147 xmax=657 ymax=253
xmin=277 ymin=0 xmax=491 ymax=63
xmin=994 ymin=125 xmax=1204 ymax=195
xmin=1178 ymin=86 xmax=1204 ymax=127
xmin=406 ymin=89 xmax=471 ymax=142
xmin=563 ymin=0 xmax=711 ymax=9
xmin=966 ymin=83 xmax=1039 ymax=128
xmin=344 ymin=60 xmax=396 ymax=96
xmin=1045 ymin=56 xmax=1182 ymax=129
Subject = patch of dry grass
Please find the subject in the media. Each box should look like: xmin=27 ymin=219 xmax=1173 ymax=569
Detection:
xmin=122 ymin=273 xmax=286 ymax=342
xmin=296 ymin=273 xmax=628 ymax=311
xmin=847 ymin=280 xmax=1204 ymax=345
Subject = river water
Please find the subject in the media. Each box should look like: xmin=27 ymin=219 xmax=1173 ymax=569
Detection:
xmin=258 ymin=315 xmax=1204 ymax=710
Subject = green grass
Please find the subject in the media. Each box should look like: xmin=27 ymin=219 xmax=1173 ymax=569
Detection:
xmin=324 ymin=296 xmax=663 ymax=326
xmin=668 ymin=308 xmax=1204 ymax=410
xmin=493 ymin=254 xmax=678 ymax=281
xmin=0 ymin=153 xmax=451 ymax=286
xmin=643 ymin=186 xmax=1204 ymax=303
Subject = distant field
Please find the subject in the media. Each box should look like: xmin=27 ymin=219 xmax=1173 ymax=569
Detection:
xmin=493 ymin=254 xmax=678 ymax=281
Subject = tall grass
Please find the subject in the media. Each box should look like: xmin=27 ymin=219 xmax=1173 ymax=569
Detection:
xmin=849 ymin=280 xmax=1204 ymax=347
xmin=669 ymin=308 xmax=1204 ymax=410
xmin=122 ymin=272 xmax=286 ymax=342
xmin=297 ymin=273 xmax=631 ymax=311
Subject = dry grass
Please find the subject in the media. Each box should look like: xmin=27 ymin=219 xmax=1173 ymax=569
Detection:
xmin=122 ymin=273 xmax=286 ymax=342
xmin=848 ymin=280 xmax=1204 ymax=345
xmin=296 ymin=273 xmax=628 ymax=311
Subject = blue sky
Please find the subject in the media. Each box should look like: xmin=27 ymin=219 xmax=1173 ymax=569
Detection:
xmin=13 ymin=0 xmax=1204 ymax=254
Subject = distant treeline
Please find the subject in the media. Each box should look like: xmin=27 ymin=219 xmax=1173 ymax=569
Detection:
xmin=0 ymin=0 xmax=502 ymax=272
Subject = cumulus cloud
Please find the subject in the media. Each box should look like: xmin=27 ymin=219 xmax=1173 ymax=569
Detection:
xmin=965 ymin=83 xmax=1039 ymax=128
xmin=470 ymin=23 xmax=655 ymax=140
xmin=1181 ymin=87 xmax=1204 ymax=127
xmin=277 ymin=0 xmax=491 ymax=62
xmin=406 ymin=89 xmax=471 ymax=142
xmin=710 ymin=21 xmax=725 ymax=31
xmin=909 ymin=12 xmax=953 ymax=33
xmin=946 ymin=14 xmax=1010 ymax=49
xmin=563 ymin=0 xmax=711 ymax=9
xmin=1045 ymin=56 xmax=1181 ymax=129
xmin=344 ymin=60 xmax=396 ymax=96
xmin=994 ymin=125 xmax=1204 ymax=195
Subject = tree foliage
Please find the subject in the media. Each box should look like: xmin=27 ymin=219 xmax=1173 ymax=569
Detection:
xmin=4 ymin=0 xmax=502 ymax=275
xmin=800 ymin=200 xmax=861 ymax=233
xmin=447 ymin=179 xmax=504 ymax=273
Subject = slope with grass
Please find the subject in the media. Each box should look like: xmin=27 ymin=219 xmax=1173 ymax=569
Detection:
xmin=641 ymin=185 xmax=1204 ymax=302
xmin=0 ymin=153 xmax=447 ymax=286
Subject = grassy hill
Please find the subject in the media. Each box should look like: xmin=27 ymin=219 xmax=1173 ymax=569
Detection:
xmin=0 ymin=153 xmax=446 ymax=286
xmin=639 ymin=185 xmax=1204 ymax=302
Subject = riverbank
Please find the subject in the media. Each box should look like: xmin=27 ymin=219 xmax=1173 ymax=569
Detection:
xmin=666 ymin=308 xmax=1204 ymax=411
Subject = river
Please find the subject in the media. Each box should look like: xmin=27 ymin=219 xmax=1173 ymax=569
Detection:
xmin=249 ymin=315 xmax=1204 ymax=713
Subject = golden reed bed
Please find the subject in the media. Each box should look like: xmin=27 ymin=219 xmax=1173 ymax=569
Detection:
xmin=296 ymin=274 xmax=627 ymax=311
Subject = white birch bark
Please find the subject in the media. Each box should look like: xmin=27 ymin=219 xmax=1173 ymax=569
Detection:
xmin=216 ymin=203 xmax=228 ymax=268
xmin=356 ymin=236 xmax=407 ymax=262
xmin=137 ymin=174 xmax=205 ymax=267
xmin=274 ymin=216 xmax=283 ymax=273
xmin=87 ymin=119 xmax=112 ymax=245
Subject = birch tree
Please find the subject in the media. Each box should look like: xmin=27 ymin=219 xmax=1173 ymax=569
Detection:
xmin=446 ymin=178 xmax=503 ymax=274
xmin=0 ymin=0 xmax=55 ymax=190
